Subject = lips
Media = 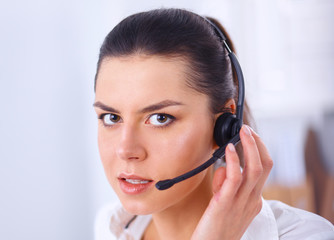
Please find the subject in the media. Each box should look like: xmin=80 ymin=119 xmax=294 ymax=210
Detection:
xmin=118 ymin=174 xmax=154 ymax=195
xmin=123 ymin=179 xmax=151 ymax=184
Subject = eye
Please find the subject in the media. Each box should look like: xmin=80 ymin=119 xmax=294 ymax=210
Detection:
xmin=146 ymin=113 xmax=175 ymax=127
xmin=100 ymin=113 xmax=121 ymax=126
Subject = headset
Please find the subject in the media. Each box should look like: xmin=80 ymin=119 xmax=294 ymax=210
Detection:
xmin=155 ymin=18 xmax=245 ymax=190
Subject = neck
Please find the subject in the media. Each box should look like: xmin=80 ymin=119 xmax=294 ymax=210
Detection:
xmin=144 ymin=171 xmax=213 ymax=240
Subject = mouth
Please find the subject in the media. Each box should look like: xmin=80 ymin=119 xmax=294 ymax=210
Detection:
xmin=118 ymin=174 xmax=154 ymax=195
xmin=121 ymin=178 xmax=153 ymax=184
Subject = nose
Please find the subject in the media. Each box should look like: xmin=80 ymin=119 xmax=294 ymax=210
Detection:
xmin=116 ymin=124 xmax=147 ymax=161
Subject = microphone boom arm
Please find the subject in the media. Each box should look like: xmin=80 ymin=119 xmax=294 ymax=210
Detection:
xmin=155 ymin=133 xmax=241 ymax=190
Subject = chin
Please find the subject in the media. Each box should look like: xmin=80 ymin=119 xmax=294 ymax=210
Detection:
xmin=120 ymin=199 xmax=157 ymax=215
xmin=112 ymin=186 xmax=158 ymax=215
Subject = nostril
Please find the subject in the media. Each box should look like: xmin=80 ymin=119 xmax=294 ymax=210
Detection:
xmin=116 ymin=142 xmax=147 ymax=161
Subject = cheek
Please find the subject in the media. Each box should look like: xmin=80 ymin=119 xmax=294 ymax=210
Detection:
xmin=153 ymin=121 xmax=214 ymax=177
xmin=97 ymin=129 xmax=117 ymax=178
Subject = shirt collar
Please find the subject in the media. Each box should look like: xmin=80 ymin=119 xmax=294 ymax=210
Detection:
xmin=109 ymin=198 xmax=279 ymax=240
xmin=241 ymin=198 xmax=279 ymax=240
xmin=109 ymin=203 xmax=151 ymax=240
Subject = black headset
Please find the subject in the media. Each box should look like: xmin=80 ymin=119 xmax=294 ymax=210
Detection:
xmin=208 ymin=19 xmax=245 ymax=147
xmin=155 ymin=18 xmax=245 ymax=190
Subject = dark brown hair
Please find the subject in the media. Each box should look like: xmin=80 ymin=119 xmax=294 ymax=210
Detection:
xmin=95 ymin=8 xmax=253 ymax=126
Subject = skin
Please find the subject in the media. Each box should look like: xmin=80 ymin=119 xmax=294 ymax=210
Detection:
xmin=94 ymin=54 xmax=273 ymax=240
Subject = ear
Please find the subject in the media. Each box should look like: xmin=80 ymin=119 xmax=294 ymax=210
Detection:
xmin=224 ymin=98 xmax=236 ymax=114
xmin=212 ymin=99 xmax=236 ymax=149
xmin=213 ymin=99 xmax=236 ymax=121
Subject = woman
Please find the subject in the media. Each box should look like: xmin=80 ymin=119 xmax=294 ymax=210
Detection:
xmin=93 ymin=8 xmax=334 ymax=240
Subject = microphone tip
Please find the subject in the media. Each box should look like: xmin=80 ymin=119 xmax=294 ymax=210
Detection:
xmin=155 ymin=179 xmax=174 ymax=190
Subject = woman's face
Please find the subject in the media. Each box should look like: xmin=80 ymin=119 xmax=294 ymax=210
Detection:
xmin=94 ymin=55 xmax=217 ymax=215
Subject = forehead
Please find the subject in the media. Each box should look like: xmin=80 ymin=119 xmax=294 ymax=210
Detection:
xmin=95 ymin=55 xmax=208 ymax=109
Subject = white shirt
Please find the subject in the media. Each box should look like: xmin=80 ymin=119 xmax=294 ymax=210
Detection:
xmin=95 ymin=199 xmax=334 ymax=240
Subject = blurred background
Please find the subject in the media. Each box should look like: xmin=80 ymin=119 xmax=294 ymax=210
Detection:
xmin=0 ymin=0 xmax=333 ymax=239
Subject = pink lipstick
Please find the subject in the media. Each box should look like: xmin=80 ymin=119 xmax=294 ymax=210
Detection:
xmin=118 ymin=174 xmax=154 ymax=195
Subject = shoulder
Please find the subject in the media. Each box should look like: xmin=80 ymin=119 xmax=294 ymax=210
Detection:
xmin=267 ymin=200 xmax=334 ymax=240
xmin=94 ymin=201 xmax=151 ymax=240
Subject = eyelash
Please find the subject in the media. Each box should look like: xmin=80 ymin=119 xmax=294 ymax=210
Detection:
xmin=146 ymin=113 xmax=176 ymax=128
xmin=98 ymin=113 xmax=121 ymax=128
xmin=97 ymin=113 xmax=176 ymax=129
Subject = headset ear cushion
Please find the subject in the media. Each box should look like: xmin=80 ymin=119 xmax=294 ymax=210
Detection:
xmin=214 ymin=113 xmax=237 ymax=147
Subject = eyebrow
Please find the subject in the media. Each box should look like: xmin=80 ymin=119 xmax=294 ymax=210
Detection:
xmin=93 ymin=101 xmax=120 ymax=113
xmin=140 ymin=100 xmax=184 ymax=113
xmin=93 ymin=100 xmax=184 ymax=114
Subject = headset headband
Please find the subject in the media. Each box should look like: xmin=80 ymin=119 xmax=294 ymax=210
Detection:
xmin=204 ymin=18 xmax=245 ymax=127
xmin=155 ymin=17 xmax=246 ymax=191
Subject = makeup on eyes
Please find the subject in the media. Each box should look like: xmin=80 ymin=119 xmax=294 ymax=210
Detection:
xmin=94 ymin=99 xmax=186 ymax=129
xmin=97 ymin=112 xmax=177 ymax=129
xmin=145 ymin=113 xmax=176 ymax=128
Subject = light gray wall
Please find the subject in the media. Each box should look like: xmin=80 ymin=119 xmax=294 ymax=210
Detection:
xmin=0 ymin=0 xmax=333 ymax=239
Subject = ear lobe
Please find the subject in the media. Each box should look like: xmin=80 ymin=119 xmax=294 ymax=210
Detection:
xmin=212 ymin=138 xmax=220 ymax=150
